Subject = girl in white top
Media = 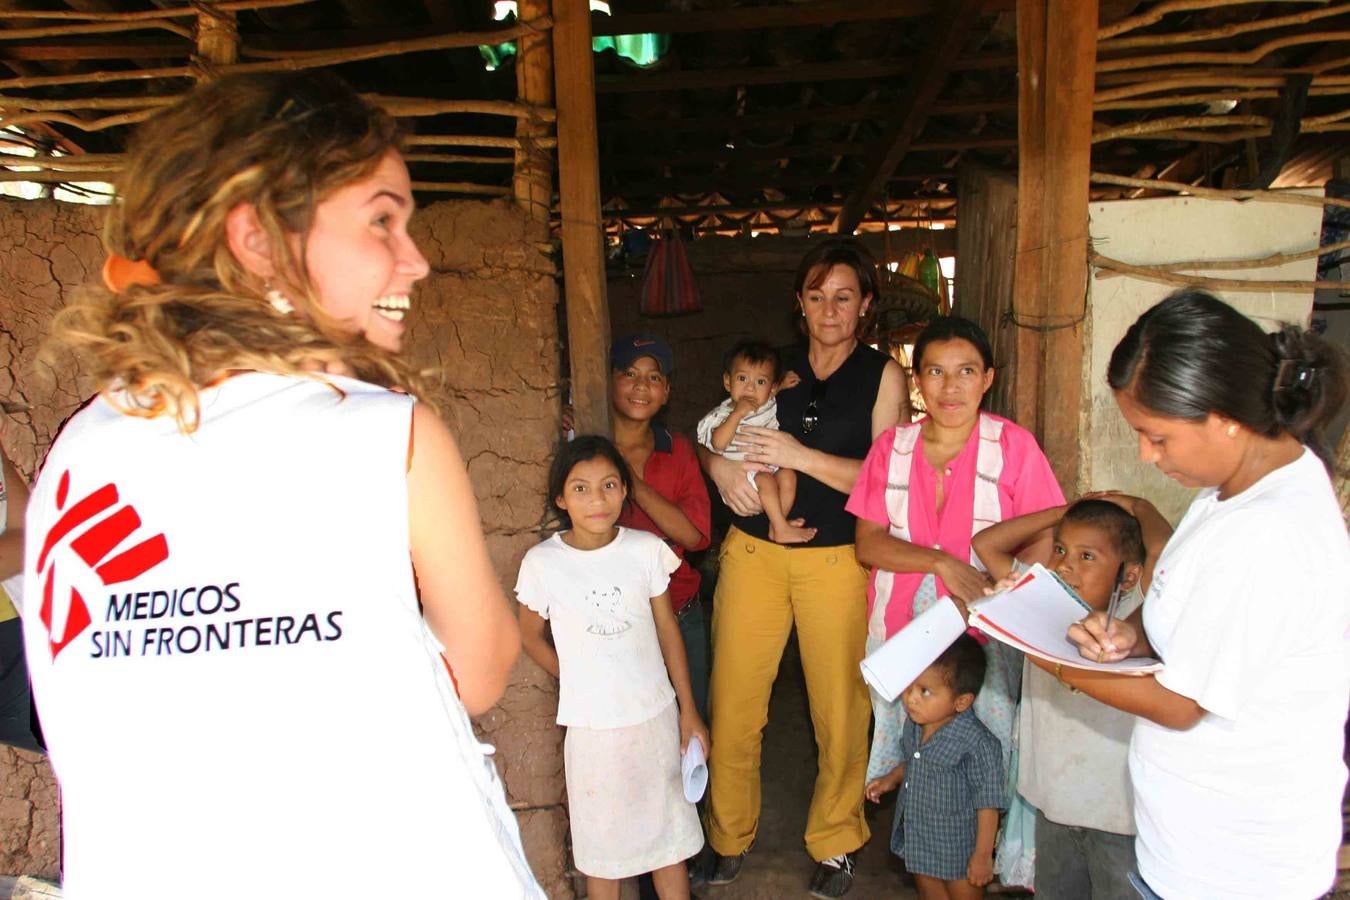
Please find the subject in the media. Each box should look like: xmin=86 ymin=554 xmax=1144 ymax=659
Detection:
xmin=25 ymin=71 xmax=539 ymax=898
xmin=1060 ymin=289 xmax=1350 ymax=900
xmin=516 ymin=435 xmax=708 ymax=899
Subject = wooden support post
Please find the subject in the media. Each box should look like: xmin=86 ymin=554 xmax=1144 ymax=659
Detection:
xmin=1012 ymin=0 xmax=1096 ymax=494
xmin=554 ymin=0 xmax=611 ymax=434
xmin=195 ymin=1 xmax=238 ymax=70
xmin=514 ymin=0 xmax=554 ymax=224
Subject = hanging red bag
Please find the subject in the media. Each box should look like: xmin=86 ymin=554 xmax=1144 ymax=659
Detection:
xmin=640 ymin=230 xmax=702 ymax=316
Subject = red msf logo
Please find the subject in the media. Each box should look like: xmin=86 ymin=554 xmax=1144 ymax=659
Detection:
xmin=36 ymin=470 xmax=169 ymax=660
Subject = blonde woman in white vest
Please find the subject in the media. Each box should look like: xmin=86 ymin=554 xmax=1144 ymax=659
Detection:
xmin=23 ymin=71 xmax=541 ymax=899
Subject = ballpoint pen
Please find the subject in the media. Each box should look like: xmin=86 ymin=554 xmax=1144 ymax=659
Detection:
xmin=1098 ymin=562 xmax=1126 ymax=663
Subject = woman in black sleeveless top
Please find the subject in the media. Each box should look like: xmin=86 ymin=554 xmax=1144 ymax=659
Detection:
xmin=697 ymin=240 xmax=908 ymax=897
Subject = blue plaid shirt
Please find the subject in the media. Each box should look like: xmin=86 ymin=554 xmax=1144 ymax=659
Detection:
xmin=890 ymin=709 xmax=1006 ymax=880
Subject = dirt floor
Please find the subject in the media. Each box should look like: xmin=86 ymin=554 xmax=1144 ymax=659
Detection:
xmin=694 ymin=632 xmax=916 ymax=900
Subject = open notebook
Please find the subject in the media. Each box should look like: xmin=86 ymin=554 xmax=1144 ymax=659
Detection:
xmin=969 ymin=563 xmax=1163 ymax=675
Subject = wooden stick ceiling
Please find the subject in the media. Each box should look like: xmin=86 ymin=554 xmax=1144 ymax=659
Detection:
xmin=0 ymin=0 xmax=1347 ymax=231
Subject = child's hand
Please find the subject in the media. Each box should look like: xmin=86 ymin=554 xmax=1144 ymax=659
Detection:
xmin=985 ymin=572 xmax=1021 ymax=595
xmin=679 ymin=708 xmax=710 ymax=760
xmin=947 ymin=594 xmax=972 ymax=624
xmin=967 ymin=851 xmax=994 ymax=887
xmin=864 ymin=769 xmax=902 ymax=803
xmin=779 ymin=370 xmax=801 ymax=390
xmin=1083 ymin=490 xmax=1136 ymax=514
xmin=733 ymin=395 xmax=759 ymax=416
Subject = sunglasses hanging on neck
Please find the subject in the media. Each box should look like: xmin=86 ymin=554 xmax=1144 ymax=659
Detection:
xmin=801 ymin=379 xmax=827 ymax=434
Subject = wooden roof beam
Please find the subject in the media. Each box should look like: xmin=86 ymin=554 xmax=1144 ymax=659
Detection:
xmin=834 ymin=0 xmax=983 ymax=234
xmin=600 ymin=135 xmax=1016 ymax=168
xmin=595 ymin=59 xmax=909 ymax=94
xmin=596 ymin=53 xmax=1018 ymax=94
xmin=601 ymin=170 xmax=957 ymax=198
xmin=603 ymin=202 xmax=956 ymax=219
xmin=0 ymin=39 xmax=191 ymax=61
xmin=598 ymin=99 xmax=1018 ymax=135
xmin=593 ymin=0 xmax=1011 ymax=36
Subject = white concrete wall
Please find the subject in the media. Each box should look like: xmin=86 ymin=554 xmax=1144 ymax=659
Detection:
xmin=1083 ymin=193 xmax=1323 ymax=524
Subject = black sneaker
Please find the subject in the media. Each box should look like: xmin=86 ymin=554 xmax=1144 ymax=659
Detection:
xmin=705 ymin=842 xmax=753 ymax=886
xmin=808 ymin=852 xmax=856 ymax=898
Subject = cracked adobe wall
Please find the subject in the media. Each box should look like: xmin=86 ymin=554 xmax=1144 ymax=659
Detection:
xmin=0 ymin=197 xmax=570 ymax=897
xmin=0 ymin=199 xmax=99 ymax=882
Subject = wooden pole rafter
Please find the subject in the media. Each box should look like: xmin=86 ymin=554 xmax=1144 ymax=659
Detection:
xmin=833 ymin=0 xmax=982 ymax=235
xmin=1097 ymin=31 xmax=1350 ymax=74
xmin=1095 ymin=73 xmax=1350 ymax=104
xmin=1095 ymin=239 xmax=1350 ymax=279
xmin=1099 ymin=2 xmax=1350 ymax=52
xmin=0 ymin=20 xmax=192 ymax=42
xmin=592 ymin=0 xmax=977 ymax=36
xmin=404 ymin=134 xmax=557 ymax=149
xmin=0 ymin=0 xmax=311 ymax=22
xmin=0 ymin=17 xmax=551 ymax=91
xmin=1098 ymin=0 xmax=1319 ymax=42
xmin=595 ymin=59 xmax=912 ymax=94
xmin=1089 ymin=171 xmax=1350 ymax=208
xmin=601 ymin=135 xmax=1016 ymax=169
xmin=1090 ymin=251 xmax=1350 ymax=291
xmin=1095 ymin=84 xmax=1350 ymax=111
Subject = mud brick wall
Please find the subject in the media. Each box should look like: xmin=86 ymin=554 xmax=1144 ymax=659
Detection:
xmin=0 ymin=199 xmax=99 ymax=881
xmin=0 ymin=197 xmax=571 ymax=897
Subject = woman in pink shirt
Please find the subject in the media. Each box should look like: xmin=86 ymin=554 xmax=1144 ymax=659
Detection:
xmin=846 ymin=316 xmax=1064 ymax=780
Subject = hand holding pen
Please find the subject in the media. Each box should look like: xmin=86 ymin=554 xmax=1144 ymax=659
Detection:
xmin=1096 ymin=562 xmax=1126 ymax=663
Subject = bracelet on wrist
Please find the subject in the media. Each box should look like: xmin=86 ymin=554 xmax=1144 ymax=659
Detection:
xmin=1054 ymin=662 xmax=1080 ymax=694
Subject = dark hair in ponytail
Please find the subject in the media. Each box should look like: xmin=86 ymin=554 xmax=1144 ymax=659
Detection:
xmin=1107 ymin=289 xmax=1348 ymax=468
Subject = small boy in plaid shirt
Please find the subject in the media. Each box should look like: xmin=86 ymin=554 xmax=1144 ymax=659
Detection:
xmin=866 ymin=635 xmax=1005 ymax=899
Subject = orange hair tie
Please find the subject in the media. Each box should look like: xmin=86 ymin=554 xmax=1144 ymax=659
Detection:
xmin=101 ymin=254 xmax=161 ymax=293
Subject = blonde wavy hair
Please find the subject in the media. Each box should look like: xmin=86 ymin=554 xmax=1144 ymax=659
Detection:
xmin=53 ymin=70 xmax=430 ymax=431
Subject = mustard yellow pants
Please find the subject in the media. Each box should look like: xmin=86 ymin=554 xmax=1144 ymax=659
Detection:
xmin=706 ymin=527 xmax=871 ymax=862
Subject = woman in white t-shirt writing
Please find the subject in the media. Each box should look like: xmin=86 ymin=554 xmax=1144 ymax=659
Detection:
xmin=1057 ymin=289 xmax=1349 ymax=900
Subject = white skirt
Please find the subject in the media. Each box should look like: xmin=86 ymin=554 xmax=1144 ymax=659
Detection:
xmin=564 ymin=700 xmax=704 ymax=879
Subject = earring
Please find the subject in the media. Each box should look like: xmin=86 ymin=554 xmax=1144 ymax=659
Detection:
xmin=264 ymin=282 xmax=294 ymax=315
xmin=1226 ymin=423 xmax=1238 ymax=438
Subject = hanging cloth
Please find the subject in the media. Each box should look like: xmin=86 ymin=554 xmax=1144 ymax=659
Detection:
xmin=640 ymin=230 xmax=702 ymax=316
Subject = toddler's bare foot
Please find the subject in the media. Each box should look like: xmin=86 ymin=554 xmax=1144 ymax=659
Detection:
xmin=769 ymin=521 xmax=817 ymax=544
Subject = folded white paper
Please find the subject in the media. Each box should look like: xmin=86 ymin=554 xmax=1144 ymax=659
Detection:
xmin=682 ymin=736 xmax=708 ymax=803
xmin=969 ymin=563 xmax=1163 ymax=675
xmin=859 ymin=596 xmax=968 ymax=702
